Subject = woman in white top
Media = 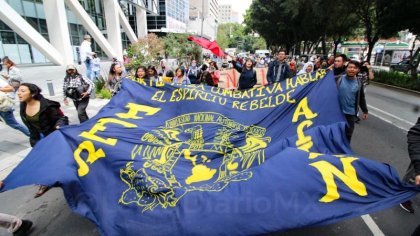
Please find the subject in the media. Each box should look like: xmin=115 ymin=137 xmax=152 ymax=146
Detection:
xmin=1 ymin=58 xmax=22 ymax=91
xmin=0 ymin=77 xmax=30 ymax=136
xmin=297 ymin=62 xmax=314 ymax=75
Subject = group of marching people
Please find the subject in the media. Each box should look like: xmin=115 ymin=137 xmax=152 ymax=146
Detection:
xmin=0 ymin=47 xmax=419 ymax=235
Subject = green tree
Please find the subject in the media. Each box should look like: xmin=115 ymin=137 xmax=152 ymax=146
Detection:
xmin=217 ymin=23 xmax=267 ymax=52
xmin=163 ymin=33 xmax=202 ymax=64
xmin=346 ymin=0 xmax=420 ymax=63
xmin=127 ymin=33 xmax=164 ymax=70
xmin=244 ymin=0 xmax=359 ymax=55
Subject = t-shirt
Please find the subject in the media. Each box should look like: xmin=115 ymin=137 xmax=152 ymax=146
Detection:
xmin=338 ymin=75 xmax=359 ymax=115
xmin=0 ymin=78 xmax=14 ymax=98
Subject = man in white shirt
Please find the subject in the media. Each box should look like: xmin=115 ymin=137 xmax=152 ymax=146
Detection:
xmin=0 ymin=78 xmax=30 ymax=136
xmin=80 ymin=35 xmax=94 ymax=80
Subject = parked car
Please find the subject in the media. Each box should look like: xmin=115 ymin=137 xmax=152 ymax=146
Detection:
xmin=389 ymin=60 xmax=420 ymax=74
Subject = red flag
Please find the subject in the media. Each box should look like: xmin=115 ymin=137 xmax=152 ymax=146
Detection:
xmin=188 ymin=36 xmax=226 ymax=57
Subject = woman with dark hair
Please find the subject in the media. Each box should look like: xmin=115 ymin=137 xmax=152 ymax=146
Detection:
xmin=200 ymin=71 xmax=214 ymax=86
xmin=172 ymin=68 xmax=191 ymax=85
xmin=17 ymin=83 xmax=69 ymax=197
xmin=208 ymin=61 xmax=220 ymax=87
xmin=232 ymin=58 xmax=257 ymax=90
xmin=134 ymin=66 xmax=147 ymax=80
xmin=63 ymin=64 xmax=94 ymax=123
xmin=1 ymin=58 xmax=22 ymax=91
xmin=106 ymin=63 xmax=123 ymax=94
xmin=147 ymin=66 xmax=161 ymax=82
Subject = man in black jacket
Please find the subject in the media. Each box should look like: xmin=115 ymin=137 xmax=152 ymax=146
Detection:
xmin=267 ymin=49 xmax=292 ymax=84
xmin=400 ymin=117 xmax=420 ymax=215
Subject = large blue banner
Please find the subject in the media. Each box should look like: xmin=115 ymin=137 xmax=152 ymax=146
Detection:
xmin=2 ymin=70 xmax=419 ymax=235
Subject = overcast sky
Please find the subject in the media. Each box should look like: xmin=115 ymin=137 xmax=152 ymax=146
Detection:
xmin=219 ymin=0 xmax=252 ymax=22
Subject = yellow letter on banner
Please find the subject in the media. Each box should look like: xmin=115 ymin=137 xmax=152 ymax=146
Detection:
xmin=292 ymin=97 xmax=318 ymax=123
xmin=296 ymin=120 xmax=313 ymax=151
xmin=116 ymin=103 xmax=161 ymax=120
xmin=74 ymin=141 xmax=106 ymax=177
xmin=80 ymin=118 xmax=137 ymax=146
xmin=310 ymin=157 xmax=367 ymax=203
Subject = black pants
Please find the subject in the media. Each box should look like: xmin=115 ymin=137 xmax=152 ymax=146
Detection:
xmin=412 ymin=224 xmax=420 ymax=236
xmin=345 ymin=114 xmax=356 ymax=143
xmin=73 ymin=97 xmax=89 ymax=123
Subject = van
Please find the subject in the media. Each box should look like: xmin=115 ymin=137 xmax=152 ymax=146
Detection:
xmin=255 ymin=49 xmax=270 ymax=57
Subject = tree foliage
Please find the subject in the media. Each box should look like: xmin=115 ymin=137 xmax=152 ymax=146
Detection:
xmin=127 ymin=33 xmax=202 ymax=68
xmin=163 ymin=33 xmax=202 ymax=63
xmin=245 ymin=0 xmax=420 ymax=62
xmin=217 ymin=23 xmax=266 ymax=52
xmin=127 ymin=33 xmax=164 ymax=69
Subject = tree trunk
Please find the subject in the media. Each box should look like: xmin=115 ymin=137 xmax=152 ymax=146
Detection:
xmin=410 ymin=47 xmax=419 ymax=80
xmin=321 ymin=35 xmax=327 ymax=55
xmin=366 ymin=35 xmax=379 ymax=64
xmin=333 ymin=37 xmax=341 ymax=56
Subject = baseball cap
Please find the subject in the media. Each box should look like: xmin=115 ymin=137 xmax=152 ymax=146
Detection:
xmin=84 ymin=34 xmax=91 ymax=39
xmin=66 ymin=64 xmax=76 ymax=70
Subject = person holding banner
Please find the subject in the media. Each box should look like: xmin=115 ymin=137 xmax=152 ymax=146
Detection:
xmin=172 ymin=68 xmax=191 ymax=85
xmin=208 ymin=61 xmax=220 ymax=87
xmin=18 ymin=83 xmax=69 ymax=197
xmin=336 ymin=60 xmax=368 ymax=142
xmin=232 ymin=58 xmax=257 ymax=90
xmin=400 ymin=117 xmax=420 ymax=214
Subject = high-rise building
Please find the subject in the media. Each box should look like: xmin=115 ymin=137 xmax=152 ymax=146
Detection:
xmin=219 ymin=4 xmax=240 ymax=24
xmin=219 ymin=4 xmax=231 ymax=23
xmin=188 ymin=0 xmax=218 ymax=39
xmin=147 ymin=0 xmax=189 ymax=34
xmin=0 ymin=0 xmax=158 ymax=65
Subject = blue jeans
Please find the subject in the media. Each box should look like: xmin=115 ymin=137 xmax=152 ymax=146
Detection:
xmin=0 ymin=110 xmax=30 ymax=136
xmin=92 ymin=70 xmax=100 ymax=83
xmin=85 ymin=60 xmax=92 ymax=80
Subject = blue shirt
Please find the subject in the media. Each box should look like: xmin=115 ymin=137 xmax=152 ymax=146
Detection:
xmin=338 ymin=75 xmax=359 ymax=115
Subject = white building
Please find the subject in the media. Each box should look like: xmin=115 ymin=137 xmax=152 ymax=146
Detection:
xmin=0 ymin=0 xmax=159 ymax=65
xmin=219 ymin=4 xmax=240 ymax=24
xmin=188 ymin=0 xmax=218 ymax=39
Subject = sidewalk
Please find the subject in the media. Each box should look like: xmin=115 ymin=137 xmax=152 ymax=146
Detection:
xmin=0 ymin=95 xmax=109 ymax=180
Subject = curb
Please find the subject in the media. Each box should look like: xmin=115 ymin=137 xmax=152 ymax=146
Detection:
xmin=370 ymin=81 xmax=420 ymax=96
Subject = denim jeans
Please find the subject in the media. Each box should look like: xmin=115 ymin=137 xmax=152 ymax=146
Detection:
xmin=0 ymin=110 xmax=30 ymax=136
xmin=92 ymin=70 xmax=100 ymax=83
xmin=85 ymin=60 xmax=92 ymax=80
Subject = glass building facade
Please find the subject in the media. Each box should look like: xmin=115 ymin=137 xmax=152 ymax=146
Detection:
xmin=147 ymin=0 xmax=188 ymax=34
xmin=0 ymin=0 xmax=131 ymax=64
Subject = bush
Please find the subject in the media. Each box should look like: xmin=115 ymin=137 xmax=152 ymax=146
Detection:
xmin=95 ymin=75 xmax=106 ymax=93
xmin=373 ymin=70 xmax=420 ymax=92
xmin=96 ymin=88 xmax=112 ymax=99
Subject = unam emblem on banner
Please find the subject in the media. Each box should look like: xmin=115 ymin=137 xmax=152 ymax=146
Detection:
xmin=119 ymin=112 xmax=271 ymax=212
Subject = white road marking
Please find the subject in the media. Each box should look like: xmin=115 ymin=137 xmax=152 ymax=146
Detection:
xmin=369 ymin=111 xmax=409 ymax=132
xmin=361 ymin=215 xmax=385 ymax=236
xmin=361 ymin=105 xmax=413 ymax=234
xmin=368 ymin=105 xmax=415 ymax=126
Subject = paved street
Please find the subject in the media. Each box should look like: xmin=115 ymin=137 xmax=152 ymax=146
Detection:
xmin=0 ymin=66 xmax=419 ymax=235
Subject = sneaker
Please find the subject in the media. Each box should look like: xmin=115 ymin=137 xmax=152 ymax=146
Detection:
xmin=400 ymin=200 xmax=415 ymax=214
xmin=13 ymin=220 xmax=33 ymax=236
